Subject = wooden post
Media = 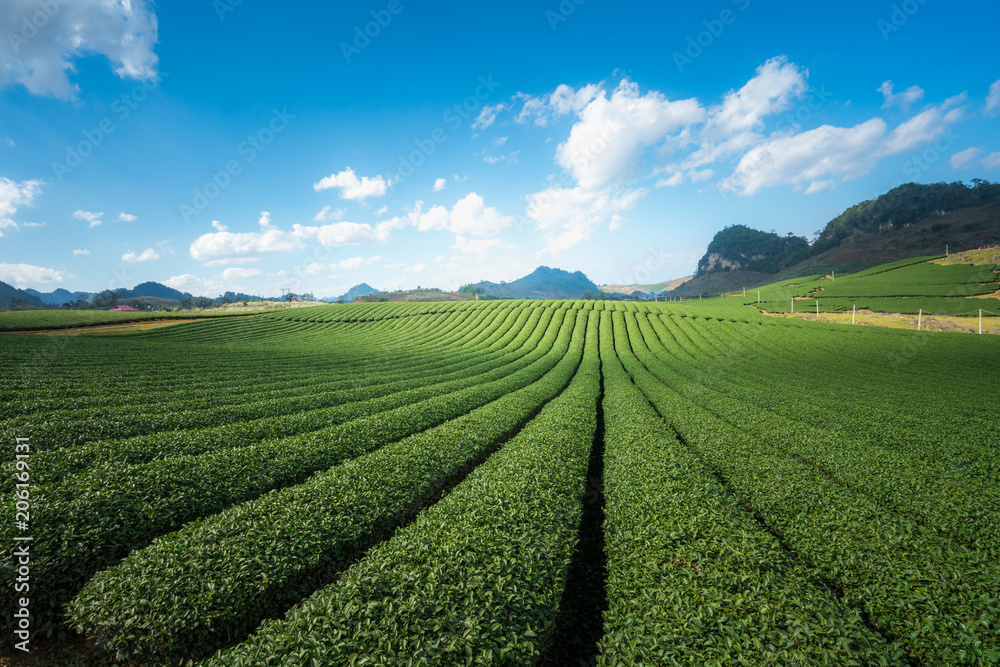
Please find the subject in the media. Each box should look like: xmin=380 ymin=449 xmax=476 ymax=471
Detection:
xmin=816 ymin=300 xmax=819 ymax=317
xmin=791 ymin=298 xmax=794 ymax=314
xmin=743 ymin=286 xmax=746 ymax=296
xmin=918 ymin=309 xmax=922 ymax=331
xmin=832 ymin=271 xmax=835 ymax=281
xmin=757 ymin=290 xmax=760 ymax=304
xmin=853 ymin=304 xmax=856 ymax=325
xmin=980 ymin=309 xmax=983 ymax=334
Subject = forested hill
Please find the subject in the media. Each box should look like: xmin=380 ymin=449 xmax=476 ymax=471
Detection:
xmin=673 ymin=180 xmax=1000 ymax=297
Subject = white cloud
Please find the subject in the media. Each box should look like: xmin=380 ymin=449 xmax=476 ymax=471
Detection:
xmin=609 ymin=214 xmax=625 ymax=231
xmin=987 ymin=80 xmax=1000 ymax=116
xmin=720 ymin=119 xmax=888 ymax=196
xmin=0 ymin=262 xmax=67 ymax=288
xmin=212 ymin=220 xmax=228 ymax=232
xmin=556 ymin=79 xmax=704 ymax=190
xmin=73 ymin=210 xmax=104 ymax=228
xmin=407 ymin=263 xmax=427 ymax=273
xmin=664 ymin=57 xmax=808 ymax=177
xmin=313 ymin=167 xmax=391 ymax=201
xmin=525 ymin=185 xmax=645 ymax=254
xmin=375 ymin=206 xmax=388 ymax=215
xmin=451 ymin=236 xmax=509 ymax=257
xmin=72 ymin=248 xmax=90 ymax=256
xmin=293 ymin=221 xmax=392 ymax=246
xmin=706 ymin=57 xmax=808 ymax=138
xmin=473 ymin=103 xmax=507 ymax=130
xmin=121 ymin=248 xmax=160 ymax=263
xmin=164 ymin=274 xmax=221 ymax=296
xmin=222 ymin=267 xmax=262 ymax=282
xmin=0 ymin=177 xmax=41 ymax=235
xmin=515 ymin=84 xmax=603 ymax=126
xmin=951 ymin=147 xmax=983 ymax=170
xmin=337 ymin=255 xmax=382 ymax=271
xmin=879 ymin=81 xmax=925 ymax=110
xmin=0 ymin=0 xmax=158 ymax=99
xmin=190 ymin=216 xmax=305 ymax=265
xmin=984 ymin=152 xmax=1000 ymax=170
xmin=880 ymin=96 xmax=965 ymax=156
xmin=433 ymin=178 xmax=447 ymax=192
xmin=313 ymin=205 xmax=345 ymax=222
xmin=118 ymin=212 xmax=137 ymax=222
xmin=717 ymin=91 xmax=967 ymax=196
xmin=415 ymin=193 xmax=512 ymax=236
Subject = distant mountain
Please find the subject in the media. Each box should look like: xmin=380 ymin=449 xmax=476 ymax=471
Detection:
xmin=324 ymin=283 xmax=381 ymax=303
xmin=600 ymin=276 xmax=692 ymax=298
xmin=470 ymin=266 xmax=600 ymax=299
xmin=23 ymin=288 xmax=95 ymax=305
xmin=0 ymin=281 xmax=47 ymax=308
xmin=673 ymin=180 xmax=1000 ymax=297
xmin=122 ymin=281 xmax=193 ymax=300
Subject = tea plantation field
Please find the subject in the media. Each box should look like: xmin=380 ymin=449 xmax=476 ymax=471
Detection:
xmin=2 ymin=272 xmax=999 ymax=664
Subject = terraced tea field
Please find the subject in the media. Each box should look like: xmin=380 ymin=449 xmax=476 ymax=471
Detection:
xmin=2 ymin=288 xmax=999 ymax=664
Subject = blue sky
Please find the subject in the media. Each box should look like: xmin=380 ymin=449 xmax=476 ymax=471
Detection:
xmin=1 ymin=0 xmax=998 ymax=298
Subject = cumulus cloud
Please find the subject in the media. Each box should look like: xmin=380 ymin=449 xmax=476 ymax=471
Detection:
xmin=525 ymin=185 xmax=645 ymax=254
xmin=0 ymin=0 xmax=158 ymax=98
xmin=433 ymin=178 xmax=447 ymax=192
xmin=72 ymin=248 xmax=90 ymax=256
xmin=121 ymin=248 xmax=160 ymax=263
xmin=118 ymin=212 xmax=137 ymax=222
xmin=879 ymin=81 xmax=925 ymax=110
xmin=987 ymin=80 xmax=1000 ymax=116
xmin=880 ymin=95 xmax=965 ymax=156
xmin=293 ymin=206 xmax=415 ymax=247
xmin=337 ymin=255 xmax=382 ymax=270
xmin=557 ymin=79 xmax=703 ymax=190
xmin=164 ymin=274 xmax=221 ymax=296
xmin=212 ymin=220 xmax=228 ymax=232
xmin=73 ymin=210 xmax=103 ymax=228
xmin=984 ymin=152 xmax=1000 ymax=170
xmin=718 ymin=92 xmax=966 ymax=196
xmin=720 ymin=119 xmax=888 ymax=196
xmin=0 ymin=177 xmax=42 ymax=236
xmin=0 ymin=262 xmax=68 ymax=288
xmin=515 ymin=84 xmax=604 ymax=126
xmin=951 ymin=147 xmax=983 ymax=170
xmin=222 ymin=267 xmax=262 ymax=282
xmin=416 ymin=193 xmax=512 ymax=236
xmin=190 ymin=212 xmax=305 ymax=265
xmin=662 ymin=56 xmax=809 ymax=179
xmin=313 ymin=167 xmax=392 ymax=201
xmin=313 ymin=205 xmax=345 ymax=222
